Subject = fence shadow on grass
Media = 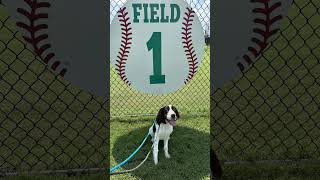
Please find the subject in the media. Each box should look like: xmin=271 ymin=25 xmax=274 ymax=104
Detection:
xmin=112 ymin=126 xmax=210 ymax=180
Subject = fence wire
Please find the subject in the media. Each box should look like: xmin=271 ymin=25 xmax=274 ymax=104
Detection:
xmin=0 ymin=0 xmax=209 ymax=174
xmin=0 ymin=2 xmax=108 ymax=175
xmin=212 ymin=0 xmax=320 ymax=164
xmin=110 ymin=0 xmax=210 ymax=117
xmin=0 ymin=0 xmax=319 ymax=176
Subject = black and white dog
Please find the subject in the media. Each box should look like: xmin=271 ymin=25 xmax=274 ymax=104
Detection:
xmin=149 ymin=105 xmax=180 ymax=165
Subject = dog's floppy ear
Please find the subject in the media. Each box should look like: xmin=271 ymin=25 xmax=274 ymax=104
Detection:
xmin=172 ymin=106 xmax=180 ymax=119
xmin=156 ymin=107 xmax=166 ymax=124
xmin=175 ymin=109 xmax=180 ymax=119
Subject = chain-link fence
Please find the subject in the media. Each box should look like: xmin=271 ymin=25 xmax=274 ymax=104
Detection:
xmin=0 ymin=0 xmax=319 ymax=177
xmin=0 ymin=2 xmax=108 ymax=175
xmin=212 ymin=0 xmax=320 ymax=165
xmin=110 ymin=0 xmax=210 ymax=117
xmin=0 ymin=0 xmax=209 ymax=175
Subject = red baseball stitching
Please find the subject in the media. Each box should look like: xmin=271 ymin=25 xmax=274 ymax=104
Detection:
xmin=237 ymin=0 xmax=283 ymax=71
xmin=16 ymin=0 xmax=67 ymax=76
xmin=182 ymin=7 xmax=198 ymax=84
xmin=115 ymin=7 xmax=132 ymax=86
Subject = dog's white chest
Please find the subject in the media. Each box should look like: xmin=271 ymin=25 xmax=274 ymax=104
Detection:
xmin=158 ymin=124 xmax=173 ymax=140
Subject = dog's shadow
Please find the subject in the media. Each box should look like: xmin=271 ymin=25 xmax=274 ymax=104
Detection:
xmin=112 ymin=126 xmax=210 ymax=180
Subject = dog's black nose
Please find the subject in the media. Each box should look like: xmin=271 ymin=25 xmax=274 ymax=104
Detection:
xmin=171 ymin=114 xmax=176 ymax=118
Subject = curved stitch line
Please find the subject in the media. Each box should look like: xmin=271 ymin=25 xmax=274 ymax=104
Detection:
xmin=237 ymin=0 xmax=283 ymax=72
xmin=16 ymin=0 xmax=67 ymax=76
xmin=182 ymin=7 xmax=198 ymax=84
xmin=115 ymin=7 xmax=132 ymax=86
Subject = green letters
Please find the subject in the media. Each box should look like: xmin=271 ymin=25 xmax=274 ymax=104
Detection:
xmin=170 ymin=4 xmax=180 ymax=23
xmin=143 ymin=4 xmax=149 ymax=23
xmin=132 ymin=3 xmax=142 ymax=23
xmin=147 ymin=32 xmax=165 ymax=84
xmin=150 ymin=4 xmax=159 ymax=23
xmin=132 ymin=3 xmax=180 ymax=23
xmin=160 ymin=4 xmax=169 ymax=23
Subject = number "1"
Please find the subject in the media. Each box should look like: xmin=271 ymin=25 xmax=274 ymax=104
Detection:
xmin=147 ymin=32 xmax=165 ymax=84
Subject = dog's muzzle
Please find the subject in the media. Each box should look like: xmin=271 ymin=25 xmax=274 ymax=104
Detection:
xmin=166 ymin=120 xmax=177 ymax=126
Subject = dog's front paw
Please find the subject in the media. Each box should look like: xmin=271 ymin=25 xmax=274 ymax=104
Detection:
xmin=165 ymin=153 xmax=171 ymax=159
xmin=154 ymin=159 xmax=158 ymax=165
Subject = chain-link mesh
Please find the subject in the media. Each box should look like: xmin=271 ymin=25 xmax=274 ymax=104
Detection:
xmin=212 ymin=0 xmax=320 ymax=164
xmin=1 ymin=0 xmax=319 ymax=176
xmin=110 ymin=0 xmax=210 ymax=117
xmin=0 ymin=0 xmax=209 ymax=174
xmin=0 ymin=2 xmax=108 ymax=175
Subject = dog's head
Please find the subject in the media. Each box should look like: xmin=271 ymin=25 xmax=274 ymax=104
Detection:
xmin=156 ymin=105 xmax=180 ymax=126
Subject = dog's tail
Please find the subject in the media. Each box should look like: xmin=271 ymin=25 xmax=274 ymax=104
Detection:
xmin=211 ymin=148 xmax=223 ymax=179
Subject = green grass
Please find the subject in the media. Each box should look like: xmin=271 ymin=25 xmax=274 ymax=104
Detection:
xmin=4 ymin=174 xmax=106 ymax=180
xmin=221 ymin=161 xmax=320 ymax=179
xmin=110 ymin=115 xmax=210 ymax=180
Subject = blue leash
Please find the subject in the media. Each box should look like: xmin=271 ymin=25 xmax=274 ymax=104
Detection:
xmin=109 ymin=131 xmax=150 ymax=173
xmin=109 ymin=120 xmax=156 ymax=174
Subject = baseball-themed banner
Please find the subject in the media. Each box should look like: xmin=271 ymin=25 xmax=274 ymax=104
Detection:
xmin=3 ymin=0 xmax=108 ymax=97
xmin=110 ymin=0 xmax=205 ymax=94
xmin=212 ymin=0 xmax=293 ymax=90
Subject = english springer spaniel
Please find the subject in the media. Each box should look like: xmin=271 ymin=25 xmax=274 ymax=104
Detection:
xmin=148 ymin=105 xmax=180 ymax=165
